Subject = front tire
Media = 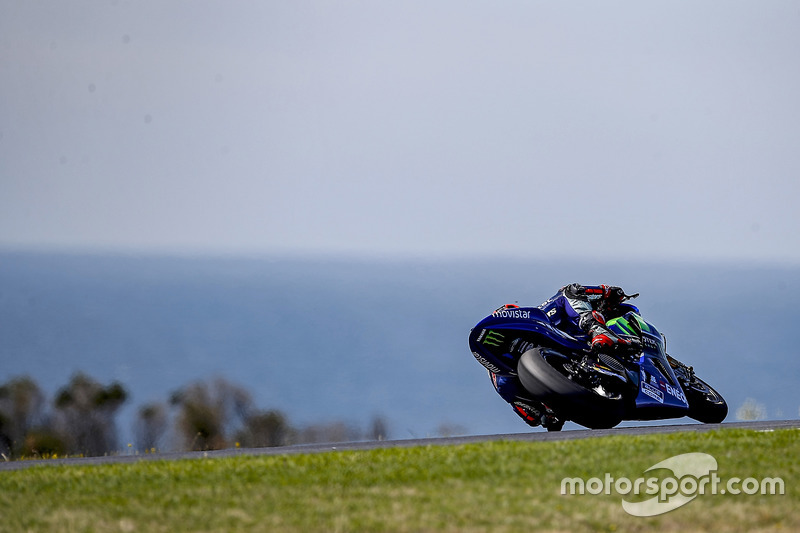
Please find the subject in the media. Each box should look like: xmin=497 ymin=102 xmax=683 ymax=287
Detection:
xmin=517 ymin=348 xmax=624 ymax=429
xmin=685 ymin=376 xmax=728 ymax=423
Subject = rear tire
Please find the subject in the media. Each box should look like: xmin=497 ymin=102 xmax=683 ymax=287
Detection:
xmin=517 ymin=348 xmax=624 ymax=429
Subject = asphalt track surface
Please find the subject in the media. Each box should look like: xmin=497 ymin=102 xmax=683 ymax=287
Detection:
xmin=2 ymin=419 xmax=798 ymax=472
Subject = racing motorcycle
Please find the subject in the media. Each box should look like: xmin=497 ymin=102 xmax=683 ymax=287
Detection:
xmin=468 ymin=297 xmax=728 ymax=431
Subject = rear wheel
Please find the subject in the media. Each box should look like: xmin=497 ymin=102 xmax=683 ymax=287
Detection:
xmin=517 ymin=348 xmax=624 ymax=429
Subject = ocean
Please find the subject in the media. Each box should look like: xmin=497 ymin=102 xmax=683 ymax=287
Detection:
xmin=1 ymin=251 xmax=798 ymax=449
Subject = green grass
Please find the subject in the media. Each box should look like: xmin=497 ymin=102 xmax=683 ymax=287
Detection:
xmin=0 ymin=428 xmax=798 ymax=532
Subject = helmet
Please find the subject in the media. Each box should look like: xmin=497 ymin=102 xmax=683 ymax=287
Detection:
xmin=600 ymin=286 xmax=630 ymax=316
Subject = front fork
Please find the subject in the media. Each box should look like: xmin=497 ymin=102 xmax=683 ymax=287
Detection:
xmin=667 ymin=354 xmax=695 ymax=384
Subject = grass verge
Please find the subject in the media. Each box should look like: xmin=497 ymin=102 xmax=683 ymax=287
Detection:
xmin=0 ymin=428 xmax=797 ymax=532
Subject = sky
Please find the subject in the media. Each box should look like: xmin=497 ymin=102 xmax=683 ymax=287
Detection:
xmin=2 ymin=1 xmax=799 ymax=263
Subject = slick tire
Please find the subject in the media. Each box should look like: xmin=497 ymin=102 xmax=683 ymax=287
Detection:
xmin=517 ymin=347 xmax=624 ymax=430
xmin=685 ymin=377 xmax=728 ymax=424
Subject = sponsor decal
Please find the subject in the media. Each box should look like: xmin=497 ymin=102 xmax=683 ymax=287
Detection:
xmin=641 ymin=336 xmax=661 ymax=350
xmin=476 ymin=329 xmax=487 ymax=342
xmin=642 ymin=381 xmax=665 ymax=403
xmin=472 ymin=351 xmax=502 ymax=373
xmin=546 ymin=308 xmax=557 ymax=317
xmin=482 ymin=330 xmax=505 ymax=347
xmin=491 ymin=309 xmax=531 ymax=319
xmin=665 ymin=383 xmax=687 ymax=403
xmin=514 ymin=340 xmax=534 ymax=354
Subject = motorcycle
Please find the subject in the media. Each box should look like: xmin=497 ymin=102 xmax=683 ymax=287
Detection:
xmin=468 ymin=297 xmax=728 ymax=431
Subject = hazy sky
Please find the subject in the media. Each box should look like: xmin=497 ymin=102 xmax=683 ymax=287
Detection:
xmin=2 ymin=1 xmax=799 ymax=262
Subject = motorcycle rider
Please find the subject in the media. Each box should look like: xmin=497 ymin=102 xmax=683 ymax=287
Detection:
xmin=539 ymin=283 xmax=637 ymax=353
xmin=491 ymin=283 xmax=637 ymax=428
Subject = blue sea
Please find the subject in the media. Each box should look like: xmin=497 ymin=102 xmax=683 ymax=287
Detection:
xmin=1 ymin=251 xmax=798 ymax=449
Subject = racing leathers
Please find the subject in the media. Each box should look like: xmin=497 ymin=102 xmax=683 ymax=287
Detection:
xmin=539 ymin=283 xmax=634 ymax=353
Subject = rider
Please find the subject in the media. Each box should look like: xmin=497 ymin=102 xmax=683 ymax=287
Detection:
xmin=491 ymin=283 xmax=637 ymax=428
xmin=539 ymin=283 xmax=637 ymax=353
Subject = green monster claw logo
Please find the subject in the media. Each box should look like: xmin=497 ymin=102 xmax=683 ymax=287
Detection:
xmin=482 ymin=330 xmax=505 ymax=347
xmin=608 ymin=314 xmax=651 ymax=336
xmin=607 ymin=317 xmax=637 ymax=336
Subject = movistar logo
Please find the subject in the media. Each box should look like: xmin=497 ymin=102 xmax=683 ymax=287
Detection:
xmin=491 ymin=309 xmax=531 ymax=319
xmin=482 ymin=330 xmax=505 ymax=347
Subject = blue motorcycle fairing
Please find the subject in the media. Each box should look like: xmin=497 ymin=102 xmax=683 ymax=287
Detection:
xmin=468 ymin=306 xmax=588 ymax=375
xmin=606 ymin=311 xmax=690 ymax=417
xmin=633 ymin=354 xmax=690 ymax=415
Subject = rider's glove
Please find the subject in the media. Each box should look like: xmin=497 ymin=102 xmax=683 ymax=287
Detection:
xmin=591 ymin=333 xmax=617 ymax=351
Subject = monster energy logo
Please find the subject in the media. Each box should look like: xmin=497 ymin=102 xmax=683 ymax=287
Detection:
xmin=482 ymin=330 xmax=505 ymax=347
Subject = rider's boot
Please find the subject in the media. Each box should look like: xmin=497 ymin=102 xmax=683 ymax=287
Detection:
xmin=511 ymin=400 xmax=544 ymax=428
xmin=542 ymin=414 xmax=564 ymax=432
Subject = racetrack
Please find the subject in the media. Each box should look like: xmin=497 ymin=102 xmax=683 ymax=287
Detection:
xmin=2 ymin=419 xmax=797 ymax=472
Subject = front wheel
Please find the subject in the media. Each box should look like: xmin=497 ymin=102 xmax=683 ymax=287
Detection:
xmin=685 ymin=376 xmax=728 ymax=423
xmin=669 ymin=357 xmax=728 ymax=424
